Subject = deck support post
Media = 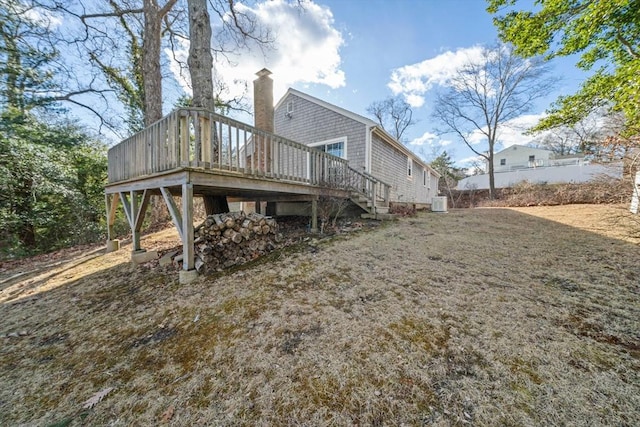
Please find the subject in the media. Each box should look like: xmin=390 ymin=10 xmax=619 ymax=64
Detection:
xmin=130 ymin=190 xmax=151 ymax=252
xmin=311 ymin=198 xmax=318 ymax=233
xmin=105 ymin=193 xmax=120 ymax=252
xmin=118 ymin=189 xmax=157 ymax=264
xmin=132 ymin=191 xmax=141 ymax=252
xmin=182 ymin=183 xmax=195 ymax=272
xmin=266 ymin=202 xmax=277 ymax=216
xmin=160 ymin=187 xmax=184 ymax=241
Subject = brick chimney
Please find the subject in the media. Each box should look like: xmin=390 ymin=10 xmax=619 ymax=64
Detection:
xmin=253 ymin=68 xmax=274 ymax=133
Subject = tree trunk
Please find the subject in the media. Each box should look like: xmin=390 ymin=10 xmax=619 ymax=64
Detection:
xmin=487 ymin=153 xmax=496 ymax=200
xmin=14 ymin=177 xmax=36 ymax=250
xmin=142 ymin=0 xmax=163 ymax=125
xmin=187 ymin=0 xmax=228 ymax=211
xmin=143 ymin=1 xmax=178 ymax=224
xmin=187 ymin=0 xmax=215 ymax=112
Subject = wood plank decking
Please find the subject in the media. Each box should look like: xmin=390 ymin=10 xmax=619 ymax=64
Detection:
xmin=105 ymin=108 xmax=390 ymax=281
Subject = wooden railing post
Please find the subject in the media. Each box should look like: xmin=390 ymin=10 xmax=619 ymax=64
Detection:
xmin=107 ymin=108 xmax=390 ymax=203
xmin=372 ymin=182 xmax=378 ymax=212
xmin=200 ymin=112 xmax=211 ymax=166
xmin=180 ymin=112 xmax=189 ymax=166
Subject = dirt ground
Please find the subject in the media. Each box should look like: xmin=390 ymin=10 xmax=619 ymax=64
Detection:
xmin=1 ymin=204 xmax=639 ymax=426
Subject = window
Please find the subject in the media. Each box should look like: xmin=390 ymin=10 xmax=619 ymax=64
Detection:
xmin=407 ymin=157 xmax=413 ymax=177
xmin=309 ymin=137 xmax=347 ymax=159
xmin=529 ymin=155 xmax=535 ymax=162
xmin=320 ymin=142 xmax=344 ymax=158
xmin=500 ymin=158 xmax=506 ymax=166
xmin=423 ymin=169 xmax=427 ymax=186
xmin=307 ymin=137 xmax=347 ymax=182
xmin=284 ymin=100 xmax=294 ymax=118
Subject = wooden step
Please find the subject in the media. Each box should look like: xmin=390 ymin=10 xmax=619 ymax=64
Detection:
xmin=375 ymin=206 xmax=389 ymax=214
xmin=376 ymin=213 xmax=398 ymax=221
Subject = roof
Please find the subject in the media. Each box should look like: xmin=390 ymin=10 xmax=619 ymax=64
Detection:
xmin=494 ymin=144 xmax=585 ymax=160
xmin=275 ymin=88 xmax=440 ymax=177
xmin=275 ymin=88 xmax=378 ymax=127
xmin=495 ymin=144 xmax=556 ymax=156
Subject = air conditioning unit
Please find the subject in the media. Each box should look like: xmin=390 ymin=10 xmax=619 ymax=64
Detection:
xmin=431 ymin=196 xmax=448 ymax=213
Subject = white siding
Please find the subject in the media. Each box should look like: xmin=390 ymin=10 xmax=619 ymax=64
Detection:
xmin=274 ymin=93 xmax=368 ymax=172
xmin=370 ymin=134 xmax=436 ymax=204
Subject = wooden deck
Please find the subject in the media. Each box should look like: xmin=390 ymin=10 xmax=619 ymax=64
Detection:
xmin=105 ymin=108 xmax=390 ymax=279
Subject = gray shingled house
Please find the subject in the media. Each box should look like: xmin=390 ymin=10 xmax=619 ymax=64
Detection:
xmin=273 ymin=88 xmax=439 ymax=209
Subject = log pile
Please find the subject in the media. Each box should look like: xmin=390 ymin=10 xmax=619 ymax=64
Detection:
xmin=193 ymin=212 xmax=281 ymax=273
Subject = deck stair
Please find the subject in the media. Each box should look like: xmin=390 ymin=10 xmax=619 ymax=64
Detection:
xmin=104 ymin=107 xmax=394 ymax=278
xmin=347 ymin=171 xmax=393 ymax=220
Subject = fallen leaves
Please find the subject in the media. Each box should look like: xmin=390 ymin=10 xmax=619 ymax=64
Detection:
xmin=161 ymin=405 xmax=175 ymax=423
xmin=82 ymin=387 xmax=115 ymax=409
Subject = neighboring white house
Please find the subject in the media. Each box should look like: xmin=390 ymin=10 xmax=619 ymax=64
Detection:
xmin=273 ymin=88 xmax=440 ymax=207
xmin=492 ymin=144 xmax=585 ymax=172
xmin=458 ymin=144 xmax=622 ymax=190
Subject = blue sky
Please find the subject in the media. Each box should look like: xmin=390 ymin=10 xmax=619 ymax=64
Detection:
xmin=46 ymin=0 xmax=590 ymax=167
xmin=183 ymin=0 xmax=591 ymax=168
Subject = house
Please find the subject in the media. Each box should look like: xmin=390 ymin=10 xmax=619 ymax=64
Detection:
xmin=273 ymin=88 xmax=440 ymax=208
xmin=457 ymin=144 xmax=622 ymax=190
xmin=492 ymin=144 xmax=585 ymax=172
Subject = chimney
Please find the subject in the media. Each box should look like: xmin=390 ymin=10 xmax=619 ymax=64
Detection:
xmin=253 ymin=68 xmax=274 ymax=133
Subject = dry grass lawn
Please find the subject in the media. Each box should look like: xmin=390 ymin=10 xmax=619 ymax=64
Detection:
xmin=1 ymin=204 xmax=639 ymax=426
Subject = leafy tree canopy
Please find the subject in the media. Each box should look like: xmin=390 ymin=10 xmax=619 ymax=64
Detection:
xmin=430 ymin=151 xmax=464 ymax=181
xmin=487 ymin=0 xmax=640 ymax=135
xmin=0 ymin=109 xmax=108 ymax=257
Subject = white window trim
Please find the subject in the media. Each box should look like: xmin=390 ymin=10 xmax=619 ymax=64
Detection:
xmin=407 ymin=156 xmax=413 ymax=179
xmin=286 ymin=100 xmax=294 ymax=114
xmin=309 ymin=136 xmax=348 ymax=159
xmin=423 ymin=169 xmax=427 ymax=187
xmin=306 ymin=137 xmax=348 ymax=181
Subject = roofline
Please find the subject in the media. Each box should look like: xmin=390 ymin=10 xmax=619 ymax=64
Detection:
xmin=371 ymin=126 xmax=441 ymax=177
xmin=494 ymin=144 xmax=552 ymax=155
xmin=275 ymin=88 xmax=378 ymax=127
xmin=275 ymin=88 xmax=440 ymax=178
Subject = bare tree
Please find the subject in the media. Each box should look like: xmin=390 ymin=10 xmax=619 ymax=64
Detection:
xmin=35 ymin=0 xmax=271 ymax=134
xmin=142 ymin=0 xmax=178 ymax=125
xmin=187 ymin=0 xmax=220 ymax=112
xmin=367 ymin=96 xmax=416 ymax=143
xmin=187 ymin=0 xmax=228 ymax=214
xmin=433 ymin=44 xmax=555 ymax=199
xmin=185 ymin=0 xmax=272 ymax=214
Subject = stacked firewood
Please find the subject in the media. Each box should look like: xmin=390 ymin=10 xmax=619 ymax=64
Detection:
xmin=194 ymin=212 xmax=281 ymax=273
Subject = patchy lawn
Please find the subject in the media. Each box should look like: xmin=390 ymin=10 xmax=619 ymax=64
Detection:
xmin=1 ymin=205 xmax=639 ymax=426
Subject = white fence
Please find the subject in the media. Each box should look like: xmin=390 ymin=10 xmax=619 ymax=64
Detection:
xmin=457 ymin=163 xmax=623 ymax=190
xmin=631 ymin=171 xmax=640 ymax=214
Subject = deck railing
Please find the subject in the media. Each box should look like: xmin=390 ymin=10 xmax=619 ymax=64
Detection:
xmin=107 ymin=108 xmax=390 ymax=205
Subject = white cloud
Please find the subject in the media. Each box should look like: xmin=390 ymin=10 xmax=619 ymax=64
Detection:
xmin=409 ymin=131 xmax=437 ymax=146
xmin=24 ymin=7 xmax=63 ymax=28
xmin=388 ymin=46 xmax=485 ymax=107
xmin=167 ymin=0 xmax=345 ymax=106
xmin=458 ymin=155 xmax=487 ymax=175
xmin=410 ymin=131 xmax=455 ymax=151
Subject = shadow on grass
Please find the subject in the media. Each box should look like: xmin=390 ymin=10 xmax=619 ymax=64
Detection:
xmin=0 ymin=206 xmax=639 ymax=426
